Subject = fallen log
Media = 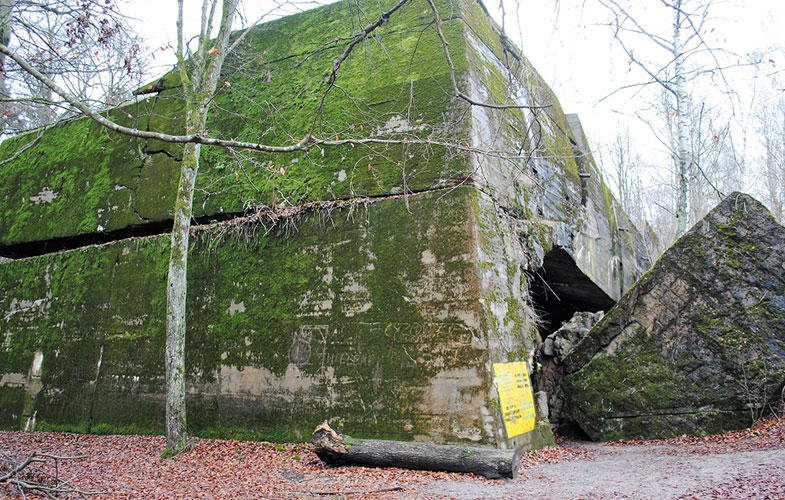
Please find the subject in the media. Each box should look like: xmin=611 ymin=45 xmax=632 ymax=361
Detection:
xmin=311 ymin=423 xmax=519 ymax=479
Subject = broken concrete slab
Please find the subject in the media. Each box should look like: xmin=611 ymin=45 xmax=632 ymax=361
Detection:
xmin=563 ymin=192 xmax=785 ymax=441
xmin=541 ymin=311 xmax=603 ymax=360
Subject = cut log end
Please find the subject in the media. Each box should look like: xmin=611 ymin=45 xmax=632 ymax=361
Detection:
xmin=311 ymin=421 xmax=348 ymax=460
xmin=311 ymin=423 xmax=519 ymax=480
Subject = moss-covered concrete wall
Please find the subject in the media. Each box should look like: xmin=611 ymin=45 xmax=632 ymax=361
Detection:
xmin=2 ymin=188 xmax=502 ymax=442
xmin=0 ymin=0 xmax=470 ymax=247
xmin=460 ymin=3 xmax=645 ymax=303
xmin=0 ymin=0 xmax=646 ymax=448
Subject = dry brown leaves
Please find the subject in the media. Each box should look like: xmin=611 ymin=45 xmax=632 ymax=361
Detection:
xmin=2 ymin=416 xmax=782 ymax=499
xmin=0 ymin=432 xmax=490 ymax=499
xmin=518 ymin=444 xmax=597 ymax=472
xmin=601 ymin=415 xmax=785 ymax=455
xmin=677 ymin=465 xmax=785 ymax=499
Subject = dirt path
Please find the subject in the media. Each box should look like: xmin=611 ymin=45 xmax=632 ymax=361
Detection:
xmin=424 ymin=443 xmax=785 ymax=499
xmin=1 ymin=417 xmax=783 ymax=499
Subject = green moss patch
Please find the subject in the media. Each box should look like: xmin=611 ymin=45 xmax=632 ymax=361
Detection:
xmin=1 ymin=187 xmax=496 ymax=441
xmin=0 ymin=0 xmax=474 ymax=246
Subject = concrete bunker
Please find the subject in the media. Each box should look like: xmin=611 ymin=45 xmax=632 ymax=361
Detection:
xmin=0 ymin=0 xmax=649 ymax=449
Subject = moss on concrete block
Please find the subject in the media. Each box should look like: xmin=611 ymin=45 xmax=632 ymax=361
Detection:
xmin=1 ymin=187 xmax=509 ymax=443
xmin=564 ymin=193 xmax=785 ymax=441
xmin=0 ymin=386 xmax=25 ymax=428
xmin=0 ymin=0 xmax=473 ymax=247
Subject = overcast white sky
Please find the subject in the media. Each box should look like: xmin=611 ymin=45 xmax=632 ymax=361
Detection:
xmin=125 ymin=0 xmax=785 ymax=179
xmin=485 ymin=1 xmax=785 ymax=168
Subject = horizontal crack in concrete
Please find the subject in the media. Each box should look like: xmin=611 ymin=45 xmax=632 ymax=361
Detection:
xmin=0 ymin=184 xmax=462 ymax=260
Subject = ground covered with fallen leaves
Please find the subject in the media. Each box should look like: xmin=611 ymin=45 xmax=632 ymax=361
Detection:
xmin=1 ymin=417 xmax=783 ymax=499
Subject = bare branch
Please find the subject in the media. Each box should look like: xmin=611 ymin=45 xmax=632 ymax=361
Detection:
xmin=0 ymin=451 xmax=97 ymax=499
xmin=598 ymin=0 xmax=673 ymax=52
xmin=426 ymin=0 xmax=548 ymax=111
xmin=0 ymin=126 xmax=47 ymax=167
xmin=0 ymin=45 xmax=515 ymax=157
xmin=306 ymin=0 xmax=412 ymax=138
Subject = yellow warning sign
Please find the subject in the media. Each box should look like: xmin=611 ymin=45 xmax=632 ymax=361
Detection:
xmin=493 ymin=361 xmax=536 ymax=438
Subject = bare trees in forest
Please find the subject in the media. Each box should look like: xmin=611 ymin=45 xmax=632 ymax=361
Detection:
xmin=0 ymin=0 xmax=145 ymax=134
xmin=589 ymin=0 xmax=784 ymax=248
xmin=597 ymin=0 xmax=727 ymax=237
xmin=756 ymin=93 xmax=785 ymax=223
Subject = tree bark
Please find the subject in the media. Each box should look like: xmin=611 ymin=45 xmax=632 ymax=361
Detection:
xmin=311 ymin=423 xmax=519 ymax=480
xmin=164 ymin=138 xmax=200 ymax=454
xmin=0 ymin=0 xmax=14 ymax=130
xmin=672 ymin=0 xmax=691 ymax=237
xmin=163 ymin=0 xmax=240 ymax=455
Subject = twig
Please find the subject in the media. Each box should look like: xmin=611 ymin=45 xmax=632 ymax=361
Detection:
xmin=292 ymin=486 xmax=405 ymax=495
xmin=0 ymin=452 xmax=46 ymax=482
xmin=306 ymin=0 xmax=413 ymax=139
xmin=0 ymin=126 xmax=47 ymax=167
xmin=426 ymin=0 xmax=549 ymax=111
xmin=0 ymin=451 xmax=96 ymax=499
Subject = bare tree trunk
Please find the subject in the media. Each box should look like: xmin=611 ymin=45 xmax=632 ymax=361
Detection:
xmin=778 ymin=107 xmax=785 ymax=222
xmin=0 ymin=0 xmax=14 ymax=129
xmin=0 ymin=1 xmax=12 ymax=73
xmin=612 ymin=130 xmax=633 ymax=214
xmin=165 ymin=137 xmax=200 ymax=454
xmin=764 ymin=139 xmax=781 ymax=222
xmin=673 ymin=0 xmax=691 ymax=237
xmin=164 ymin=0 xmax=239 ymax=455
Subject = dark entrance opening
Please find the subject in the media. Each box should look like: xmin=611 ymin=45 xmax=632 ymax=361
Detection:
xmin=529 ymin=247 xmax=616 ymax=336
xmin=529 ymin=247 xmax=618 ymax=440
